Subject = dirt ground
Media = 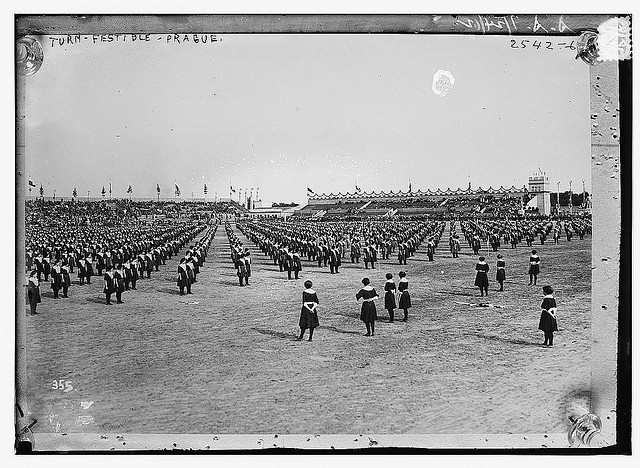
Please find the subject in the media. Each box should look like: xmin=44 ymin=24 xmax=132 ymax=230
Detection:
xmin=25 ymin=222 xmax=591 ymax=435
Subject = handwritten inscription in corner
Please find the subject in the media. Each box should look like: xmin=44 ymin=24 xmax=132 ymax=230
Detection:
xmin=455 ymin=15 xmax=519 ymax=34
xmin=453 ymin=15 xmax=575 ymax=34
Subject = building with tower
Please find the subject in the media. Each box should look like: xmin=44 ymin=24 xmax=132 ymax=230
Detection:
xmin=527 ymin=168 xmax=551 ymax=215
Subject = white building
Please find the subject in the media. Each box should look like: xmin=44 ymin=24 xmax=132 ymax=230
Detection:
xmin=527 ymin=169 xmax=551 ymax=215
xmin=247 ymin=205 xmax=297 ymax=219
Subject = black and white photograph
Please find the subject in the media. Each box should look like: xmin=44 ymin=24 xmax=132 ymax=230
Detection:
xmin=12 ymin=12 xmax=630 ymax=453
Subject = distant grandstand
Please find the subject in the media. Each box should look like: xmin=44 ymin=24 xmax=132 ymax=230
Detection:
xmin=296 ymin=185 xmax=530 ymax=219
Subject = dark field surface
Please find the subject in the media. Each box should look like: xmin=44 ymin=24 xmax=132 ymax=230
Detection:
xmin=25 ymin=222 xmax=591 ymax=435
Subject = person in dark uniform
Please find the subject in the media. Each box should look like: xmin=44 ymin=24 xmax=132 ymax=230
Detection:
xmin=528 ymin=249 xmax=540 ymax=285
xmin=27 ymin=270 xmax=41 ymax=315
xmin=490 ymin=232 xmax=500 ymax=252
xmin=145 ymin=252 xmax=153 ymax=278
xmin=296 ymin=280 xmax=320 ymax=342
xmin=316 ymin=244 xmax=324 ymax=268
xmin=284 ymin=251 xmax=294 ymax=280
xmin=186 ymin=258 xmax=195 ymax=291
xmin=351 ymin=241 xmax=361 ymax=263
xmin=137 ymin=254 xmax=146 ymax=280
xmin=130 ymin=258 xmax=139 ymax=290
xmin=329 ymin=248 xmax=338 ymax=274
xmin=471 ymin=235 xmax=481 ymax=255
xmin=237 ymin=255 xmax=247 ymax=286
xmin=177 ymin=258 xmax=189 ymax=295
xmin=123 ymin=259 xmax=132 ymax=290
xmin=243 ymin=250 xmax=252 ymax=285
xmin=84 ymin=255 xmax=94 ymax=284
xmin=50 ymin=261 xmax=62 ymax=299
xmin=369 ymin=245 xmax=378 ymax=269
xmin=96 ymin=252 xmax=105 ymax=276
xmin=113 ymin=264 xmax=125 ymax=303
xmin=42 ymin=257 xmax=51 ymax=281
xmin=363 ymin=246 xmax=372 ymax=269
xmin=525 ymin=230 xmax=534 ymax=247
xmin=474 ymin=256 xmax=490 ymax=297
xmin=384 ymin=273 xmax=397 ymax=322
xmin=452 ymin=236 xmax=460 ymax=258
xmin=85 ymin=254 xmax=95 ymax=284
xmin=538 ymin=285 xmax=558 ymax=347
xmin=356 ymin=277 xmax=379 ymax=336
xmin=60 ymin=260 xmax=71 ymax=298
xmin=292 ymin=252 xmax=302 ymax=279
xmin=33 ymin=255 xmax=43 ymax=281
xmin=103 ymin=265 xmax=115 ymax=305
xmin=426 ymin=238 xmax=435 ymax=262
xmin=398 ymin=271 xmax=411 ymax=321
xmin=496 ymin=254 xmax=506 ymax=292
xmin=398 ymin=244 xmax=407 ymax=265
xmin=77 ymin=256 xmax=86 ymax=285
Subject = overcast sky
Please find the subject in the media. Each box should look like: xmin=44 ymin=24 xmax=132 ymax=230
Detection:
xmin=25 ymin=33 xmax=590 ymax=205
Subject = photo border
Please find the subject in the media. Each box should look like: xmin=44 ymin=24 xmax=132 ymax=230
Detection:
xmin=13 ymin=13 xmax=631 ymax=454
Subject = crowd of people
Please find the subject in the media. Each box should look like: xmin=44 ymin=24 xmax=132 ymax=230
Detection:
xmin=235 ymin=218 xmax=446 ymax=277
xmin=24 ymin=200 xmax=218 ymax=313
xmin=225 ymin=213 xmax=590 ymax=345
xmin=24 ymin=199 xmax=589 ymax=349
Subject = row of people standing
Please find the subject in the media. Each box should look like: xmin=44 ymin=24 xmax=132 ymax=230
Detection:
xmin=176 ymin=225 xmax=217 ymax=295
xmin=295 ymin=272 xmax=413 ymax=341
xmin=226 ymin=223 xmax=252 ymax=286
xmin=26 ymin=219 xmax=210 ymax=308
xmin=473 ymin=249 xmax=541 ymax=296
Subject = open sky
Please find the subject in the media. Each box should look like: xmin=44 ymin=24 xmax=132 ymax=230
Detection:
xmin=25 ymin=33 xmax=590 ymax=205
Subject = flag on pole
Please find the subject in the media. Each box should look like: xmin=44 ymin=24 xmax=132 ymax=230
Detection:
xmin=230 ymin=185 xmax=236 ymax=193
xmin=156 ymin=183 xmax=161 ymax=193
xmin=127 ymin=185 xmax=133 ymax=194
xmin=408 ymin=181 xmax=412 ymax=192
xmin=175 ymin=184 xmax=181 ymax=196
xmin=28 ymin=179 xmax=36 ymax=187
xmin=204 ymin=184 xmax=208 ymax=195
xmin=355 ymin=184 xmax=361 ymax=193
xmin=307 ymin=186 xmax=315 ymax=196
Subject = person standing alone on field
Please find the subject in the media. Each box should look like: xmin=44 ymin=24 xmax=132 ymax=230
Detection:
xmin=356 ymin=278 xmax=379 ymax=336
xmin=538 ymin=285 xmax=558 ymax=348
xmin=474 ymin=256 xmax=489 ymax=297
xmin=296 ymin=280 xmax=319 ymax=342
xmin=528 ymin=249 xmax=540 ymax=285
xmin=496 ymin=254 xmax=506 ymax=292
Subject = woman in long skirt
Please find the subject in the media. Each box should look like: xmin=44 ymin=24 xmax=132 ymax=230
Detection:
xmin=384 ymin=273 xmax=397 ymax=322
xmin=538 ymin=285 xmax=558 ymax=347
xmin=496 ymin=254 xmax=506 ymax=292
xmin=356 ymin=278 xmax=379 ymax=336
xmin=398 ymin=271 xmax=411 ymax=322
xmin=296 ymin=280 xmax=320 ymax=342
xmin=474 ymin=256 xmax=489 ymax=297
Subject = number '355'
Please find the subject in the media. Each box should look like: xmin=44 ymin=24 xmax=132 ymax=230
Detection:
xmin=51 ymin=379 xmax=73 ymax=392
